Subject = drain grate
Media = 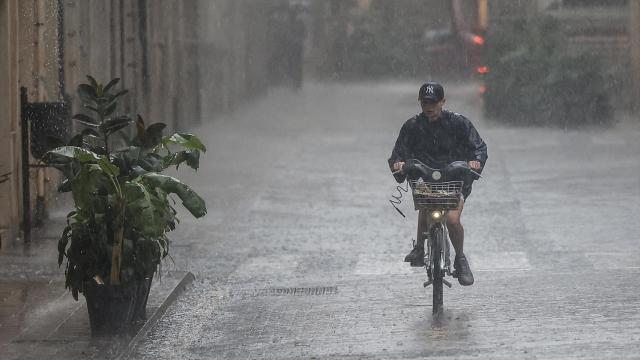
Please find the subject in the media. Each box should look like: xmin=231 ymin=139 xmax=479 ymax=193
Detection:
xmin=233 ymin=286 xmax=338 ymax=297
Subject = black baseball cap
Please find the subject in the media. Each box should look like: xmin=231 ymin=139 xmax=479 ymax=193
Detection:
xmin=418 ymin=82 xmax=444 ymax=102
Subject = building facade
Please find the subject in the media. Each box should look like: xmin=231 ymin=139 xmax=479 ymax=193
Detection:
xmin=0 ymin=0 xmax=284 ymax=243
xmin=0 ymin=0 xmax=20 ymax=241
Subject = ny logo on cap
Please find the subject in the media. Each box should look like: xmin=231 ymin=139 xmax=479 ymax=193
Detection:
xmin=425 ymin=85 xmax=434 ymax=94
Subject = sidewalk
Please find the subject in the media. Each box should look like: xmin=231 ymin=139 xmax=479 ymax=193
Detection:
xmin=0 ymin=204 xmax=193 ymax=360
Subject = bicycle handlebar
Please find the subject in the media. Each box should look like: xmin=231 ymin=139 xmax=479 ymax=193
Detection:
xmin=395 ymin=159 xmax=482 ymax=182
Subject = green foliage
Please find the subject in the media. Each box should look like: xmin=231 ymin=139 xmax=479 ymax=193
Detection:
xmin=483 ymin=15 xmax=613 ymax=127
xmin=44 ymin=76 xmax=207 ymax=298
xmin=341 ymin=2 xmax=426 ymax=78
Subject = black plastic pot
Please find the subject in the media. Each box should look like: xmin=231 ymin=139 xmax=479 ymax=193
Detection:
xmin=132 ymin=274 xmax=153 ymax=321
xmin=83 ymin=280 xmax=138 ymax=336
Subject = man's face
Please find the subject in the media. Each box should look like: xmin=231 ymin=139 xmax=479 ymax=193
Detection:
xmin=420 ymin=98 xmax=445 ymax=121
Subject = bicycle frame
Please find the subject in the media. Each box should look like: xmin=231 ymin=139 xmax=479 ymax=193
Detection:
xmin=422 ymin=210 xmax=453 ymax=314
xmin=423 ymin=215 xmax=453 ymax=281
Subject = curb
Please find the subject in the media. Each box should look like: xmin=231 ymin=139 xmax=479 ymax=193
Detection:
xmin=117 ymin=271 xmax=196 ymax=360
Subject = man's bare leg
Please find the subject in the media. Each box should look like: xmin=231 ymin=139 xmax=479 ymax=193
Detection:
xmin=405 ymin=209 xmax=429 ymax=265
xmin=416 ymin=209 xmax=429 ymax=248
xmin=446 ymin=197 xmax=465 ymax=255
xmin=447 ymin=197 xmax=474 ymax=285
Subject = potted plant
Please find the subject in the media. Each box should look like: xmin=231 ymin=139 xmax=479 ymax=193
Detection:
xmin=44 ymin=76 xmax=207 ymax=335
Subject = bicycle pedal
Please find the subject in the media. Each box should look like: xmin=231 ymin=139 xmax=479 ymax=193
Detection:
xmin=423 ymin=280 xmax=432 ymax=287
xmin=443 ymin=279 xmax=452 ymax=288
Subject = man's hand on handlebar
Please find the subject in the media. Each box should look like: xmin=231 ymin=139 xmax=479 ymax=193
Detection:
xmin=392 ymin=162 xmax=405 ymax=173
xmin=468 ymin=161 xmax=482 ymax=170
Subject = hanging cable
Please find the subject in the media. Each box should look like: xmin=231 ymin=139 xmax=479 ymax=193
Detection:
xmin=389 ymin=180 xmax=410 ymax=218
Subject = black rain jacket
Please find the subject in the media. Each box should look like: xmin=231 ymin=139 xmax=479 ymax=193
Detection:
xmin=388 ymin=110 xmax=488 ymax=184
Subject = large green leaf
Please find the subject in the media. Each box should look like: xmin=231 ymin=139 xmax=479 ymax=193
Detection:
xmin=103 ymin=78 xmax=120 ymax=94
xmin=58 ymin=178 xmax=72 ymax=192
xmin=100 ymin=116 xmax=132 ymax=135
xmin=111 ymin=89 xmax=128 ymax=101
xmin=83 ymin=104 xmax=99 ymax=114
xmin=130 ymin=165 xmax=148 ymax=177
xmin=78 ymin=84 xmax=97 ymax=102
xmin=184 ymin=150 xmax=200 ymax=169
xmin=80 ymin=128 xmax=100 ymax=138
xmin=164 ymin=150 xmax=200 ymax=170
xmin=72 ymin=113 xmax=99 ymax=125
xmin=145 ymin=123 xmax=166 ymax=148
xmin=45 ymin=146 xmax=101 ymax=164
xmin=137 ymin=153 xmax=164 ymax=172
xmin=141 ymin=173 xmax=207 ymax=218
xmin=70 ymin=165 xmax=109 ymax=210
xmin=97 ymin=157 xmax=119 ymax=178
xmin=116 ymin=146 xmax=141 ymax=167
xmin=58 ymin=225 xmax=72 ymax=266
xmin=132 ymin=115 xmax=146 ymax=147
xmin=73 ymin=117 xmax=100 ymax=128
xmin=163 ymin=133 xmax=206 ymax=152
xmin=86 ymin=75 xmax=98 ymax=89
xmin=83 ymin=134 xmax=103 ymax=148
xmin=104 ymin=101 xmax=118 ymax=117
xmin=123 ymin=181 xmax=147 ymax=204
xmin=123 ymin=181 xmax=166 ymax=238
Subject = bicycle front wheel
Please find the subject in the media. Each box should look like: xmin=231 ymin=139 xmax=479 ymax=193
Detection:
xmin=431 ymin=226 xmax=444 ymax=314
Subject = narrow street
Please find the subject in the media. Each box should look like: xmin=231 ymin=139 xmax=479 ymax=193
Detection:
xmin=128 ymin=82 xmax=640 ymax=359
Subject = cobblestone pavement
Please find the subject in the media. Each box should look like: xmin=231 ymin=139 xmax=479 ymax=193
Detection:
xmin=128 ymin=82 xmax=640 ymax=359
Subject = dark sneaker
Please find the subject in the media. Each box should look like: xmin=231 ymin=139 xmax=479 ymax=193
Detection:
xmin=404 ymin=246 xmax=425 ymax=267
xmin=453 ymin=254 xmax=474 ymax=286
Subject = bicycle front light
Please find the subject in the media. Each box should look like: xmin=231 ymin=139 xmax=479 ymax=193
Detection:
xmin=431 ymin=210 xmax=443 ymax=221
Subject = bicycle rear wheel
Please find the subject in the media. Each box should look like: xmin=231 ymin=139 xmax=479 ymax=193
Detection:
xmin=431 ymin=226 xmax=444 ymax=314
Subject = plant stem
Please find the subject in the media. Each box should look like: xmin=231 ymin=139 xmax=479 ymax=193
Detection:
xmin=99 ymin=103 xmax=109 ymax=156
xmin=109 ymin=196 xmax=125 ymax=285
xmin=99 ymin=99 xmax=121 ymax=285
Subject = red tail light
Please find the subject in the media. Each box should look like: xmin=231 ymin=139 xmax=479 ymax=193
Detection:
xmin=472 ymin=35 xmax=485 ymax=46
xmin=476 ymin=66 xmax=489 ymax=74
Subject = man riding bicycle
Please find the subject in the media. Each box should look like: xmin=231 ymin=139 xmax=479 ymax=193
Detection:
xmin=389 ymin=82 xmax=488 ymax=286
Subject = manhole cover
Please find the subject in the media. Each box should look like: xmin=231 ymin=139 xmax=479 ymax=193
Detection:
xmin=232 ymin=286 xmax=338 ymax=297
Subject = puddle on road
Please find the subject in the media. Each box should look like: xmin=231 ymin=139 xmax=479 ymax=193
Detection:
xmin=416 ymin=309 xmax=474 ymax=342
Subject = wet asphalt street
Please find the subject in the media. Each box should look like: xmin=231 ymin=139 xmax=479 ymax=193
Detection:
xmin=129 ymin=82 xmax=640 ymax=359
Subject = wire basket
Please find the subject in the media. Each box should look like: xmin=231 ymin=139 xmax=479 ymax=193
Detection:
xmin=409 ymin=180 xmax=463 ymax=210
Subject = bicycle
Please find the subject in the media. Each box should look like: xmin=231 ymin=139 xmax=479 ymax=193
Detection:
xmin=398 ymin=159 xmax=480 ymax=314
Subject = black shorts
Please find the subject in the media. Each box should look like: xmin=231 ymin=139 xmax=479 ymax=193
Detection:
xmin=462 ymin=184 xmax=472 ymax=201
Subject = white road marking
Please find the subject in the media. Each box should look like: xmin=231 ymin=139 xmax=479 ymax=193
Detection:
xmin=353 ymin=252 xmax=532 ymax=275
xmin=230 ymin=255 xmax=299 ymax=281
xmin=585 ymin=252 xmax=640 ymax=269
xmin=354 ymin=254 xmax=422 ymax=275
xmin=467 ymin=251 xmax=531 ymax=271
